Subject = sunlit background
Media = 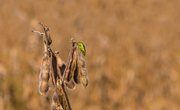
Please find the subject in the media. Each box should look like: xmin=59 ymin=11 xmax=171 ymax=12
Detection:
xmin=0 ymin=0 xmax=180 ymax=110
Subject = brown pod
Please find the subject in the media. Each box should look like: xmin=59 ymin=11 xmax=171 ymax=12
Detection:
xmin=77 ymin=52 xmax=87 ymax=76
xmin=63 ymin=44 xmax=78 ymax=90
xmin=51 ymin=102 xmax=57 ymax=110
xmin=52 ymin=91 xmax=60 ymax=103
xmin=51 ymin=91 xmax=64 ymax=110
xmin=39 ymin=55 xmax=50 ymax=81
xmin=78 ymin=55 xmax=85 ymax=67
xmin=39 ymin=69 xmax=50 ymax=81
xmin=70 ymin=47 xmax=77 ymax=77
xmin=39 ymin=80 xmax=49 ymax=95
xmin=55 ymin=51 xmax=65 ymax=68
xmin=73 ymin=64 xmax=80 ymax=84
xmin=65 ymin=80 xmax=76 ymax=89
xmin=55 ymin=52 xmax=66 ymax=76
xmin=51 ymin=102 xmax=63 ymax=110
xmin=63 ymin=46 xmax=76 ymax=81
xmin=80 ymin=76 xmax=88 ymax=88
xmin=80 ymin=67 xmax=88 ymax=77
xmin=76 ymin=48 xmax=88 ymax=87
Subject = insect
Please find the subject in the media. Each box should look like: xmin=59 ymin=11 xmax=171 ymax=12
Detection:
xmin=77 ymin=42 xmax=86 ymax=56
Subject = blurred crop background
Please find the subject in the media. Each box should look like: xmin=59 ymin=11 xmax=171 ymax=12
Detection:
xmin=0 ymin=0 xmax=180 ymax=110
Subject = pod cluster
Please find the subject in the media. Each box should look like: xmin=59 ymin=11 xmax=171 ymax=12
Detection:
xmin=39 ymin=41 xmax=88 ymax=110
xmin=38 ymin=47 xmax=69 ymax=110
xmin=34 ymin=23 xmax=88 ymax=110
xmin=63 ymin=41 xmax=88 ymax=89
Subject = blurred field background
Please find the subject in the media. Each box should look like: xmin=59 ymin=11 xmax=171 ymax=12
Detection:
xmin=0 ymin=0 xmax=180 ymax=110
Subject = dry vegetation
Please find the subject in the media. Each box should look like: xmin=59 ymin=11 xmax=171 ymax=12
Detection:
xmin=0 ymin=0 xmax=180 ymax=110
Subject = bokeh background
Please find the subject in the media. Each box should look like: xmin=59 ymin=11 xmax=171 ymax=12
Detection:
xmin=0 ymin=0 xmax=180 ymax=110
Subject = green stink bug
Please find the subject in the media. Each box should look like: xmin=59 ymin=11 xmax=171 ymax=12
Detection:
xmin=77 ymin=42 xmax=86 ymax=56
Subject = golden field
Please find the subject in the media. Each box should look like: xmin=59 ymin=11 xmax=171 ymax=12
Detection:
xmin=0 ymin=0 xmax=180 ymax=110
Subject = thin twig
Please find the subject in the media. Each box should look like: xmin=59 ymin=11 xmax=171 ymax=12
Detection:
xmin=32 ymin=30 xmax=45 ymax=36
